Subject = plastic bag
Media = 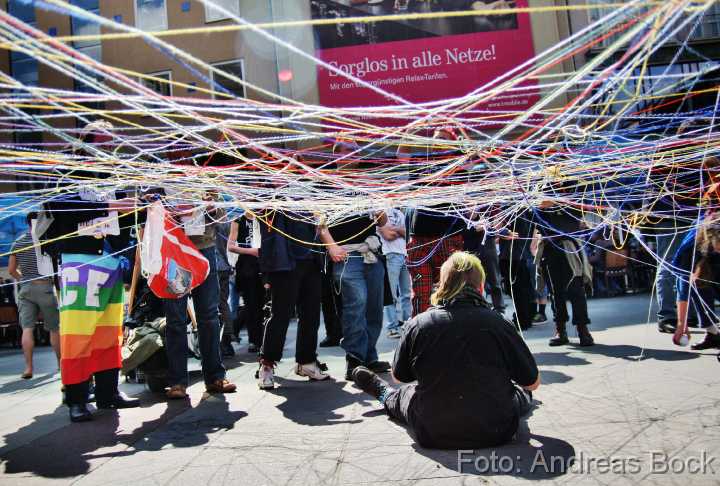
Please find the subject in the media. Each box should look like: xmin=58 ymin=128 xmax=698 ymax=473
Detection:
xmin=141 ymin=202 xmax=209 ymax=299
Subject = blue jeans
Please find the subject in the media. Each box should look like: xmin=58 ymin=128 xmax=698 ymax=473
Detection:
xmin=383 ymin=253 xmax=412 ymax=329
xmin=655 ymin=224 xmax=691 ymax=322
xmin=164 ymin=247 xmax=225 ymax=386
xmin=334 ymin=254 xmax=385 ymax=363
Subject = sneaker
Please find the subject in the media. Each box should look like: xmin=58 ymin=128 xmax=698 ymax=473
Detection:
xmin=658 ymin=319 xmax=677 ymax=334
xmin=691 ymin=332 xmax=720 ymax=350
xmin=387 ymin=328 xmax=401 ymax=339
xmin=295 ymin=361 xmax=330 ymax=381
xmin=166 ymin=384 xmax=188 ymax=400
xmin=367 ymin=360 xmax=391 ymax=373
xmin=257 ymin=363 xmax=275 ymax=390
xmin=351 ymin=366 xmax=389 ymax=400
xmin=345 ymin=355 xmax=365 ymax=381
xmin=206 ymin=379 xmax=237 ymax=394
xmin=532 ymin=313 xmax=547 ymax=323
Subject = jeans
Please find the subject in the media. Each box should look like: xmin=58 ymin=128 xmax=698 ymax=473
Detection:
xmin=260 ymin=260 xmax=321 ymax=364
xmin=655 ymin=224 xmax=691 ymax=322
xmin=163 ymin=247 xmax=225 ymax=387
xmin=334 ymin=254 xmax=385 ymax=363
xmin=383 ymin=253 xmax=412 ymax=329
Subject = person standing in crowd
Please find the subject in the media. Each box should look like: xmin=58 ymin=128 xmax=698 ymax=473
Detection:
xmin=535 ymin=200 xmax=594 ymax=347
xmin=463 ymin=213 xmax=504 ymax=312
xmin=672 ymin=221 xmax=720 ymax=350
xmin=352 ymin=252 xmax=539 ymax=449
xmin=227 ymin=213 xmax=263 ymax=352
xmin=163 ymin=194 xmax=236 ymax=399
xmin=408 ymin=207 xmax=465 ymax=315
xmin=9 ymin=212 xmax=60 ymax=379
xmin=499 ymin=210 xmax=535 ymax=331
xmin=39 ymin=122 xmax=142 ymax=422
xmin=530 ymin=230 xmax=550 ymax=323
xmin=319 ymin=211 xmax=391 ymax=380
xmin=215 ymin=218 xmax=235 ymax=358
xmin=255 ymin=210 xmax=329 ymax=389
xmin=377 ymin=206 xmax=412 ymax=338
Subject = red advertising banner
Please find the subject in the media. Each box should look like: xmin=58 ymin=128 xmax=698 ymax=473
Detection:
xmin=312 ymin=0 xmax=538 ymax=121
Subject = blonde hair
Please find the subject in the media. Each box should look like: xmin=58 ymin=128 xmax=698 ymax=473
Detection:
xmin=430 ymin=251 xmax=486 ymax=306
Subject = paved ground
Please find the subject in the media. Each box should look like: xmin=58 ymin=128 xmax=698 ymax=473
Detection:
xmin=1 ymin=293 xmax=719 ymax=485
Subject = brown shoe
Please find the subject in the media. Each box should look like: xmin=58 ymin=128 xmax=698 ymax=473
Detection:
xmin=206 ymin=379 xmax=237 ymax=394
xmin=166 ymin=384 xmax=188 ymax=399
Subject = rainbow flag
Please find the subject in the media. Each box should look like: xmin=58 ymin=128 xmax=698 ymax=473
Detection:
xmin=59 ymin=253 xmax=124 ymax=385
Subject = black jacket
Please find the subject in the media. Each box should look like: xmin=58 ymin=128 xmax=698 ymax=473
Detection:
xmin=257 ymin=211 xmax=320 ymax=273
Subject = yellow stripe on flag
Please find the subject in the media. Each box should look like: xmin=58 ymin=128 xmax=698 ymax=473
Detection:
xmin=59 ymin=304 xmax=124 ymax=335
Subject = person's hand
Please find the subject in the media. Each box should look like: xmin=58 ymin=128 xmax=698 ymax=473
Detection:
xmin=538 ymin=200 xmax=554 ymax=209
xmin=328 ymin=244 xmax=348 ymax=263
xmin=672 ymin=324 xmax=691 ymax=346
xmin=501 ymin=231 xmax=520 ymax=240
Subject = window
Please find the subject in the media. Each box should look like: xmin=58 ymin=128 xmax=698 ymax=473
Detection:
xmin=205 ymin=0 xmax=240 ymax=23
xmin=7 ymin=0 xmax=36 ymax=23
xmin=141 ymin=71 xmax=172 ymax=96
xmin=210 ymin=60 xmax=245 ymax=99
xmin=135 ymin=0 xmax=167 ymax=32
xmin=70 ymin=0 xmax=101 ymax=60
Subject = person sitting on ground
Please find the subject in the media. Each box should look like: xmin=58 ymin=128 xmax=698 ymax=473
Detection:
xmin=352 ymin=251 xmax=540 ymax=449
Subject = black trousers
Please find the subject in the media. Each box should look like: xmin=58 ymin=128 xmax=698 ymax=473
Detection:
xmin=238 ymin=272 xmax=265 ymax=346
xmin=541 ymin=243 xmax=590 ymax=327
xmin=501 ymin=258 xmax=535 ymax=329
xmin=218 ymin=270 xmax=233 ymax=339
xmin=261 ymin=260 xmax=321 ymax=364
xmin=384 ymin=384 xmax=533 ymax=427
xmin=321 ymin=265 xmax=343 ymax=340
xmin=476 ymin=240 xmax=504 ymax=312
xmin=66 ymin=368 xmax=119 ymax=406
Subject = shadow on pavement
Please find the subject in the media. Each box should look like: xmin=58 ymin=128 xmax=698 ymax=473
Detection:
xmin=268 ymin=377 xmax=371 ymax=426
xmin=413 ymin=421 xmax=576 ymax=480
xmin=569 ymin=343 xmax=700 ymax=362
xmin=0 ymin=395 xmax=237 ymax=478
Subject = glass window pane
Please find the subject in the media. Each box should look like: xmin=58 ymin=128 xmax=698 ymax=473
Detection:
xmin=8 ymin=0 xmax=36 ymax=23
xmin=11 ymin=58 xmax=39 ymax=87
xmin=212 ymin=61 xmax=244 ymax=98
xmin=142 ymin=72 xmax=172 ymax=96
xmin=70 ymin=0 xmax=101 ymax=49
xmin=205 ymin=0 xmax=239 ymax=22
xmin=135 ymin=0 xmax=167 ymax=32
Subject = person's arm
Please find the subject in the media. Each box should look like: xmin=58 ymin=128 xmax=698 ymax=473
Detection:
xmin=391 ymin=321 xmax=417 ymax=383
xmin=501 ymin=324 xmax=540 ymax=391
xmin=319 ymin=223 xmax=348 ymax=262
xmin=8 ymin=254 xmax=21 ymax=281
xmin=227 ymin=221 xmax=260 ymax=257
xmin=378 ymin=224 xmax=399 ymax=241
xmin=374 ymin=211 xmax=388 ymax=227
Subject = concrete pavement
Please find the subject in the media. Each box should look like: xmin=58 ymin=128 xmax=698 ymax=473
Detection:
xmin=1 ymin=294 xmax=719 ymax=485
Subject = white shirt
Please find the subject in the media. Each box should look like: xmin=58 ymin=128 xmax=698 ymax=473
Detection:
xmin=378 ymin=208 xmax=407 ymax=256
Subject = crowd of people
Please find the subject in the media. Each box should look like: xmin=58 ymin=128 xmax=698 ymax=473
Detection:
xmin=4 ymin=125 xmax=720 ymax=451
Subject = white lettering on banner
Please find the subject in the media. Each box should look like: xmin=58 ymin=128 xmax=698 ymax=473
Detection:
xmin=61 ymin=267 xmax=80 ymax=306
xmin=85 ymin=269 xmax=110 ymax=308
xmin=445 ymin=45 xmax=497 ymax=64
